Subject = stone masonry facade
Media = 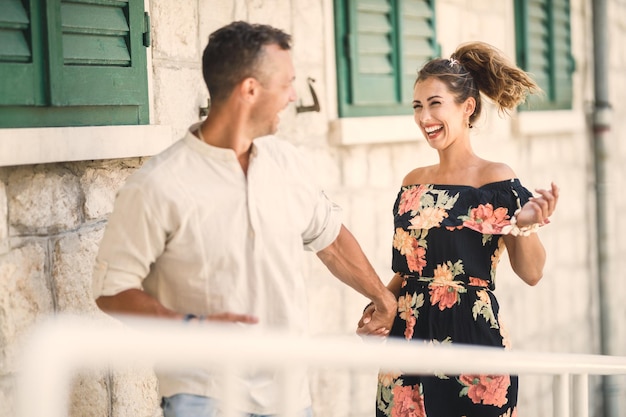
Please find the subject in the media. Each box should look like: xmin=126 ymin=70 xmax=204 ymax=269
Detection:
xmin=1 ymin=1 xmax=626 ymax=416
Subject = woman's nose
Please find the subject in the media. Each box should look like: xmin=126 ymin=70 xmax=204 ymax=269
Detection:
xmin=418 ymin=108 xmax=430 ymax=123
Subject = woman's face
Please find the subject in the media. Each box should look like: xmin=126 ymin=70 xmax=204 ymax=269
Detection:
xmin=412 ymin=77 xmax=474 ymax=151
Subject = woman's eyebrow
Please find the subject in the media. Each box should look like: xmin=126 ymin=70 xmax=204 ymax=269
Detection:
xmin=413 ymin=95 xmax=443 ymax=104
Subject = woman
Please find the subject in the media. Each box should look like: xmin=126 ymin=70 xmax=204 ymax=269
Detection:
xmin=359 ymin=42 xmax=559 ymax=417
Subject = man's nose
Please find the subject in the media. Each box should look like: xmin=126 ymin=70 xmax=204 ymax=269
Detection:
xmin=289 ymin=86 xmax=297 ymax=102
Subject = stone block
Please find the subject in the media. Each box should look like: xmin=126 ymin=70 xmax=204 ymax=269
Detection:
xmin=245 ymin=0 xmax=291 ymax=31
xmin=351 ymin=370 xmax=378 ymax=416
xmin=81 ymin=162 xmax=139 ymax=221
xmin=68 ymin=371 xmax=110 ymax=417
xmin=306 ymin=276 xmax=345 ymax=335
xmin=346 ymin=190 xmax=380 ymax=256
xmin=0 ymin=179 xmax=7 ymax=255
xmin=0 ymin=242 xmax=53 ymax=375
xmin=52 ymin=227 xmax=105 ymax=313
xmin=0 ymin=375 xmax=16 ymax=417
xmin=111 ymin=367 xmax=161 ymax=417
xmin=309 ymin=368 xmax=350 ymax=417
xmin=341 ymin=146 xmax=369 ymax=188
xmin=7 ymin=166 xmax=81 ymax=235
xmin=292 ymin=1 xmax=324 ymax=66
xmin=152 ymin=65 xmax=205 ymax=136
xmin=293 ymin=145 xmax=340 ymax=189
xmin=198 ymin=1 xmax=238 ymax=45
xmin=150 ymin=0 xmax=199 ymax=61
xmin=367 ymin=146 xmax=393 ymax=188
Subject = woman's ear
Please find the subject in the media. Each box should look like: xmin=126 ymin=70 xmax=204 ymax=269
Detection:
xmin=464 ymin=97 xmax=476 ymax=117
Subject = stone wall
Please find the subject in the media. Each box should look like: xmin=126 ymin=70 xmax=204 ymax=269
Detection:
xmin=0 ymin=158 xmax=163 ymax=416
xmin=0 ymin=0 xmax=625 ymax=416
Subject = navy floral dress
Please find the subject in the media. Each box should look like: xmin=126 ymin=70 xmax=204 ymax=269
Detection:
xmin=376 ymin=179 xmax=532 ymax=417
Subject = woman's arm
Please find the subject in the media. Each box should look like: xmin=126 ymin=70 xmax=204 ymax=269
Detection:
xmin=503 ymin=182 xmax=559 ymax=285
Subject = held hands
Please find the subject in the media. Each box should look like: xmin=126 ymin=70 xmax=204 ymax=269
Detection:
xmin=356 ymin=291 xmax=396 ymax=338
xmin=514 ymin=182 xmax=560 ymax=228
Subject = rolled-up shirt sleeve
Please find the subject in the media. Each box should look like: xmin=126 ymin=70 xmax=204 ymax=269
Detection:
xmin=302 ymin=190 xmax=342 ymax=253
xmin=92 ymin=183 xmax=166 ymax=298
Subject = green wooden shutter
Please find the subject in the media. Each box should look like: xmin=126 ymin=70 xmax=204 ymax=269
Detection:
xmin=350 ymin=0 xmax=396 ymax=107
xmin=515 ymin=0 xmax=573 ymax=111
xmin=335 ymin=0 xmax=437 ymax=117
xmin=551 ymin=0 xmax=573 ymax=108
xmin=0 ymin=0 xmax=149 ymax=128
xmin=399 ymin=0 xmax=438 ymax=104
xmin=48 ymin=0 xmax=149 ymax=121
xmin=0 ymin=0 xmax=45 ymax=105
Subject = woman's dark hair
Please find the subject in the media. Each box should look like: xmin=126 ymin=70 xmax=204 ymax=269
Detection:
xmin=202 ymin=21 xmax=291 ymax=104
xmin=416 ymin=41 xmax=540 ymax=126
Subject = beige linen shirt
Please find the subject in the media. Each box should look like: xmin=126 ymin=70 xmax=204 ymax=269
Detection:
xmin=92 ymin=124 xmax=342 ymax=414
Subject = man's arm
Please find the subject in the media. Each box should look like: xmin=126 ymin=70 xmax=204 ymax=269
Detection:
xmin=96 ymin=289 xmax=180 ymax=318
xmin=96 ymin=289 xmax=259 ymax=323
xmin=316 ymin=225 xmax=396 ymax=335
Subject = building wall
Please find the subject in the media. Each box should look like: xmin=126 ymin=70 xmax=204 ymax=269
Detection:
xmin=0 ymin=0 xmax=624 ymax=416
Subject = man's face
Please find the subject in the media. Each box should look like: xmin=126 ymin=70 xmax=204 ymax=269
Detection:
xmin=250 ymin=44 xmax=297 ymax=137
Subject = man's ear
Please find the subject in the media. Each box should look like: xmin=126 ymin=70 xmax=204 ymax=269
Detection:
xmin=238 ymin=77 xmax=260 ymax=104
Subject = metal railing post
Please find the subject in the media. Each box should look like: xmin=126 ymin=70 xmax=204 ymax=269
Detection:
xmin=553 ymin=374 xmax=571 ymax=417
xmin=573 ymin=374 xmax=590 ymax=417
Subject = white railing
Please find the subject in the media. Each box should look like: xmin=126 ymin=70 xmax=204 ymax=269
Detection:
xmin=17 ymin=315 xmax=626 ymax=417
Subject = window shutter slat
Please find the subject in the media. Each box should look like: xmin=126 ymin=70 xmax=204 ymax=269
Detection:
xmin=515 ymin=0 xmax=573 ymax=111
xmin=0 ymin=0 xmax=39 ymax=105
xmin=0 ymin=0 xmax=31 ymax=62
xmin=0 ymin=29 xmax=31 ymax=62
xmin=61 ymin=2 xmax=131 ymax=65
xmin=63 ymin=34 xmax=131 ymax=65
xmin=552 ymin=0 xmax=573 ymax=107
xmin=0 ymin=0 xmax=148 ymax=127
xmin=46 ymin=0 xmax=149 ymax=123
xmin=335 ymin=0 xmax=437 ymax=116
xmin=400 ymin=0 xmax=437 ymax=104
xmin=351 ymin=0 xmax=396 ymax=105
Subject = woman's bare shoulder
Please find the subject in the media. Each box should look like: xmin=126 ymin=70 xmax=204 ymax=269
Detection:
xmin=402 ymin=165 xmax=437 ymax=186
xmin=479 ymin=161 xmax=517 ymax=183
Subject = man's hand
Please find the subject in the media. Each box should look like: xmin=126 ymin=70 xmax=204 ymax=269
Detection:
xmin=356 ymin=290 xmax=396 ymax=337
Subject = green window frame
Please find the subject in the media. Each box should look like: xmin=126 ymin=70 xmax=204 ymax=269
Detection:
xmin=0 ymin=0 xmax=150 ymax=128
xmin=334 ymin=0 xmax=438 ymax=118
xmin=514 ymin=0 xmax=575 ymax=111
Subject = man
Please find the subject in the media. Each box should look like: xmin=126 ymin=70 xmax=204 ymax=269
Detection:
xmin=92 ymin=21 xmax=396 ymax=417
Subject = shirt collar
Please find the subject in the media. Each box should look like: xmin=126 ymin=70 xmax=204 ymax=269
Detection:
xmin=184 ymin=122 xmax=259 ymax=163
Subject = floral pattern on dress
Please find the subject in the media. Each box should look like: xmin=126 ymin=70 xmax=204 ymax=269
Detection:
xmin=472 ymin=289 xmax=499 ymax=329
xmin=428 ymin=261 xmax=467 ymax=311
xmin=393 ymin=186 xmax=459 ymax=275
xmin=398 ymin=291 xmax=425 ymax=340
xmin=458 ymin=374 xmax=511 ymax=407
xmin=394 ymin=228 xmax=427 ymax=274
xmin=391 ymin=385 xmax=426 ymax=417
xmin=377 ymin=372 xmax=426 ymax=417
xmin=378 ymin=180 xmax=532 ymax=417
xmin=459 ymin=203 xmax=511 ymax=245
